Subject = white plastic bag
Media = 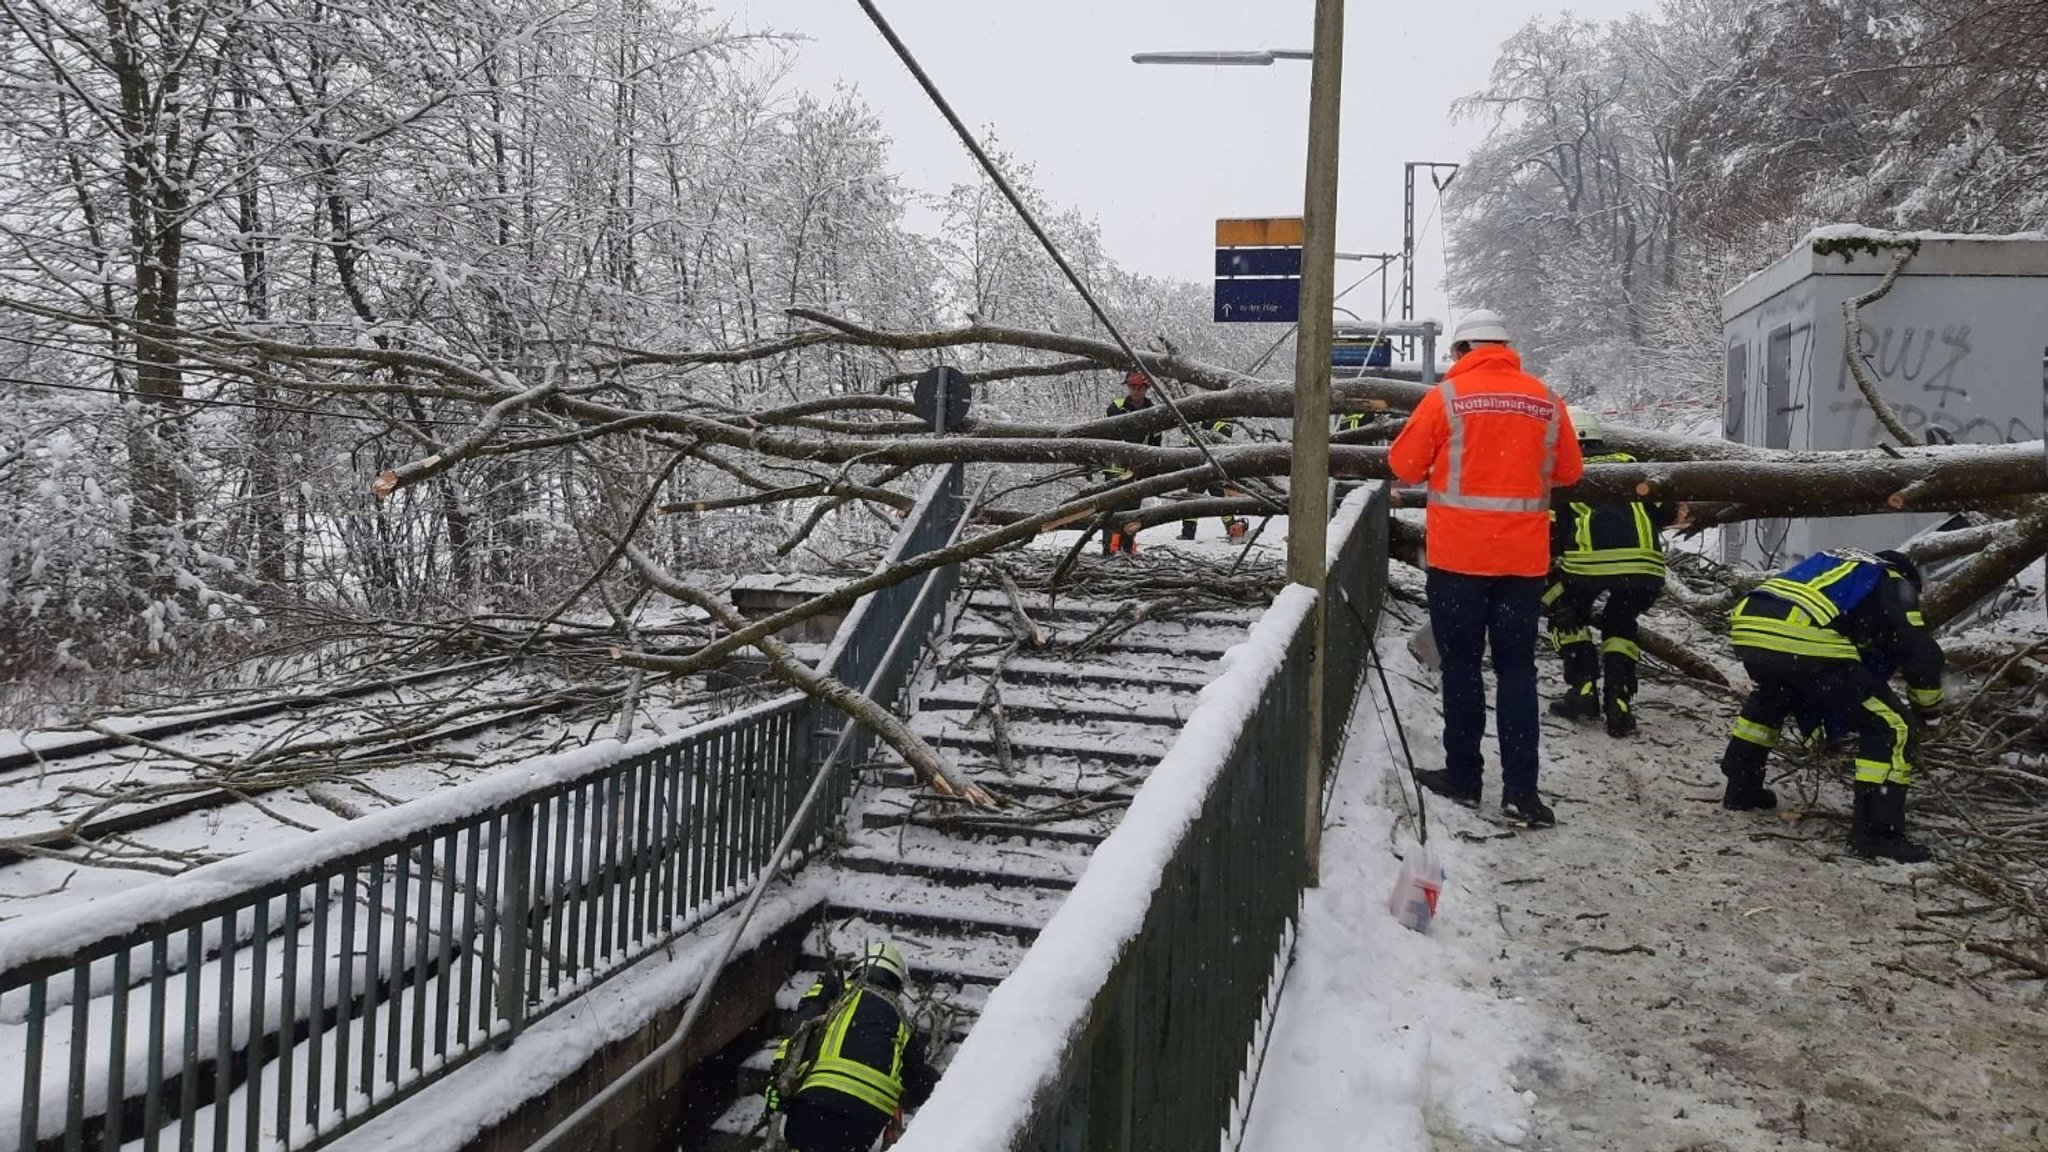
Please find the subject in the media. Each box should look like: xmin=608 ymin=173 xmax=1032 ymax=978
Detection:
xmin=1388 ymin=845 xmax=1445 ymax=934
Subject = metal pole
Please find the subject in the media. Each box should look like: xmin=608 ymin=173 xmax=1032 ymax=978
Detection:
xmin=1290 ymin=0 xmax=1344 ymax=888
xmin=1402 ymin=163 xmax=1416 ymax=359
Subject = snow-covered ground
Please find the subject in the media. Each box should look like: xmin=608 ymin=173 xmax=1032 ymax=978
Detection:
xmin=1244 ymin=601 xmax=2048 ymax=1152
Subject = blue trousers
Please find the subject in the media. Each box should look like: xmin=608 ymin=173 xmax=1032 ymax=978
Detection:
xmin=1428 ymin=568 xmax=1546 ymax=796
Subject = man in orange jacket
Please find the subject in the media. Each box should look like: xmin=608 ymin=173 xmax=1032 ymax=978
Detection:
xmin=1389 ymin=310 xmax=1583 ymax=827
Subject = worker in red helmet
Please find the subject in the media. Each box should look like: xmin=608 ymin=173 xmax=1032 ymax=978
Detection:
xmin=1100 ymin=369 xmax=1162 ymax=556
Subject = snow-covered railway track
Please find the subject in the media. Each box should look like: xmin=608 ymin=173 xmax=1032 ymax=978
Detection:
xmin=0 ymin=670 xmax=777 ymax=915
xmin=0 ymin=689 xmax=603 ymax=870
xmin=0 ymin=658 xmax=513 ymax=779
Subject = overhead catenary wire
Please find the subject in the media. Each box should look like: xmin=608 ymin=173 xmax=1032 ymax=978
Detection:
xmin=1244 ymin=188 xmax=1449 ymax=379
xmin=850 ymin=0 xmax=1281 ymax=514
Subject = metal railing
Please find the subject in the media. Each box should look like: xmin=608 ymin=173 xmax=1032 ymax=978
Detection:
xmin=0 ymin=464 xmax=970 ymax=1152
xmin=894 ymin=481 xmax=1391 ymax=1152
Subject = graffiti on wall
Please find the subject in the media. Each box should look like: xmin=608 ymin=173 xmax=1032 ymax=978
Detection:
xmin=1829 ymin=321 xmax=2036 ymax=444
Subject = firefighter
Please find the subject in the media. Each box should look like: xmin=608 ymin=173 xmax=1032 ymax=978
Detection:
xmin=1544 ymin=407 xmax=1676 ymax=737
xmin=765 ymin=940 xmax=939 ymax=1152
xmin=1388 ymin=309 xmax=1584 ymax=828
xmin=1180 ymin=416 xmax=1247 ymax=541
xmin=1101 ymin=370 xmax=1162 ymax=556
xmin=1717 ymin=548 xmax=1943 ymax=863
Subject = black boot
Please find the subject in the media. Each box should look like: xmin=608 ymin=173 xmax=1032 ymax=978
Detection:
xmin=1721 ymin=765 xmax=1778 ymax=811
xmin=1548 ymin=681 xmax=1600 ymax=721
xmin=1180 ymin=521 xmax=1198 ymax=540
xmin=1849 ymin=782 xmax=1931 ymax=863
xmin=1604 ymin=697 xmax=1637 ymax=738
xmin=1603 ymin=649 xmax=1639 ymax=737
xmin=1411 ymin=768 xmax=1480 ymax=809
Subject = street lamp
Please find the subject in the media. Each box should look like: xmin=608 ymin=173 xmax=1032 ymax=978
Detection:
xmin=1128 ymin=49 xmax=1312 ymax=65
xmin=1135 ymin=4 xmax=1345 ymax=886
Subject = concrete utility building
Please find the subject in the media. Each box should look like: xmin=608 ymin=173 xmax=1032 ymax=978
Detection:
xmin=1720 ymin=229 xmax=2048 ymax=568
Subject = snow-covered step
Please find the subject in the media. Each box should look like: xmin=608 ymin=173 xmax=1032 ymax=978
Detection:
xmin=705 ymin=1093 xmax=771 ymax=1152
xmin=834 ymin=846 xmax=1077 ymax=893
xmin=960 ymin=590 xmax=1259 ymax=629
xmin=907 ymin=713 xmax=1174 ymax=766
xmin=915 ymin=679 xmax=1194 ymax=727
xmin=837 ymin=827 xmax=1088 ymax=889
xmin=943 ymin=651 xmax=1222 ymax=691
xmin=948 ymin=615 xmax=1247 ymax=658
xmin=876 ymin=768 xmax=1139 ymax=809
xmin=829 ymin=868 xmax=1067 ymax=936
xmin=802 ymin=914 xmax=1030 ymax=987
xmin=858 ymin=807 xmax=1115 ymax=849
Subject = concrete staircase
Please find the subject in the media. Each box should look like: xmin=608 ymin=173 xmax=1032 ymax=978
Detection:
xmin=700 ymin=586 xmax=1260 ymax=1149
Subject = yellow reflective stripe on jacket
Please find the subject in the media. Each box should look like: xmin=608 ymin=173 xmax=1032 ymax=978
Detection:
xmin=1729 ymin=597 xmax=1859 ymax=659
xmin=1559 ymin=551 xmax=1666 ymax=577
xmin=1909 ymin=686 xmax=1944 ymax=707
xmin=1754 ymin=560 xmax=1862 ymax=626
xmin=1557 ymin=469 xmax=1665 ymax=577
xmin=797 ymin=989 xmax=909 ymax=1114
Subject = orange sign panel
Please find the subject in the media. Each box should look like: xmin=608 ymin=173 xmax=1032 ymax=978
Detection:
xmin=1215 ymin=217 xmax=1305 ymax=247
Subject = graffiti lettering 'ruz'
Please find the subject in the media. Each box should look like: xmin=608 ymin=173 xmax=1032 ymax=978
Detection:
xmin=1836 ymin=322 xmax=1974 ymax=405
xmin=1829 ymin=321 xmax=2036 ymax=445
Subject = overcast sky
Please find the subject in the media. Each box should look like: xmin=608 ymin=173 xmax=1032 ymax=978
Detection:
xmin=712 ymin=0 xmax=1657 ymax=330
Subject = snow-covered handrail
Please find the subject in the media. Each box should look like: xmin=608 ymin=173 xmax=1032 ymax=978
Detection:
xmin=894 ymin=482 xmax=1391 ymax=1152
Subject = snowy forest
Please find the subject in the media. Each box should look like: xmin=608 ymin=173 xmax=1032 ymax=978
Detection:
xmin=1449 ymin=0 xmax=2048 ymax=411
xmin=0 ymin=0 xmax=2043 ymax=699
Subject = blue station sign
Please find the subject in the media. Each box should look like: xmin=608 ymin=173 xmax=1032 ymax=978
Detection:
xmin=1214 ymin=217 xmax=1303 ymax=324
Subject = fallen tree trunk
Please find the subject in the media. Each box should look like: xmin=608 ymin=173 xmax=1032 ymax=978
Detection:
xmin=618 ymin=543 xmax=995 ymax=808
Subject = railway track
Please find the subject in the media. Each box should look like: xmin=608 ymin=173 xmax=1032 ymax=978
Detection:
xmin=0 ymin=665 xmax=777 ymax=872
xmin=0 ymin=657 xmax=514 ymax=777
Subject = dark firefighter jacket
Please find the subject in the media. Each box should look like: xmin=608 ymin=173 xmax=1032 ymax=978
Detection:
xmin=1106 ymin=394 xmax=1164 ymax=447
xmin=1731 ymin=549 xmax=1945 ymax=710
xmin=773 ymin=974 xmax=938 ymax=1119
xmin=1550 ymin=451 xmax=1677 ymax=579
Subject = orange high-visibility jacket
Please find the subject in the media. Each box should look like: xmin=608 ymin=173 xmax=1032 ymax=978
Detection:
xmin=1388 ymin=345 xmax=1583 ymax=577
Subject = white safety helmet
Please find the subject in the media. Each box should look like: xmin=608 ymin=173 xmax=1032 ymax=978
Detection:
xmin=1568 ymin=405 xmax=1604 ymax=443
xmin=859 ymin=939 xmax=908 ymax=986
xmin=1449 ymin=309 xmax=1511 ymax=345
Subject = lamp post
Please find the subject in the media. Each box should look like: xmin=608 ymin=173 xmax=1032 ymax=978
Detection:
xmin=1134 ymin=4 xmax=1345 ymax=886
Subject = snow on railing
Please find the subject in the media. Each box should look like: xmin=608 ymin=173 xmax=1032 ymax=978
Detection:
xmin=0 ymin=464 xmax=971 ymax=1152
xmin=895 ymin=482 xmax=1391 ymax=1152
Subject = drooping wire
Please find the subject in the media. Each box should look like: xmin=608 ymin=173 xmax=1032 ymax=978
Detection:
xmin=851 ymin=0 xmax=1280 ymax=513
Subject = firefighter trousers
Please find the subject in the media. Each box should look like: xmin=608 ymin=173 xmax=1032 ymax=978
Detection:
xmin=1543 ymin=574 xmax=1661 ymax=717
xmin=1720 ymin=648 xmax=1916 ymax=787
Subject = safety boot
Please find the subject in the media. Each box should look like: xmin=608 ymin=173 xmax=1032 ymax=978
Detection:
xmin=1180 ymin=521 xmax=1199 ymax=540
xmin=1548 ymin=682 xmax=1600 ymax=722
xmin=1604 ymin=699 xmax=1637 ymax=738
xmin=1847 ymin=782 xmax=1932 ymax=863
xmin=1721 ymin=765 xmax=1778 ymax=811
xmin=1602 ymin=649 xmax=1639 ymax=737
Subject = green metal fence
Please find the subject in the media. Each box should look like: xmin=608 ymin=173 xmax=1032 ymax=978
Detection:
xmin=893 ymin=481 xmax=1391 ymax=1152
xmin=0 ymin=464 xmax=968 ymax=1152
